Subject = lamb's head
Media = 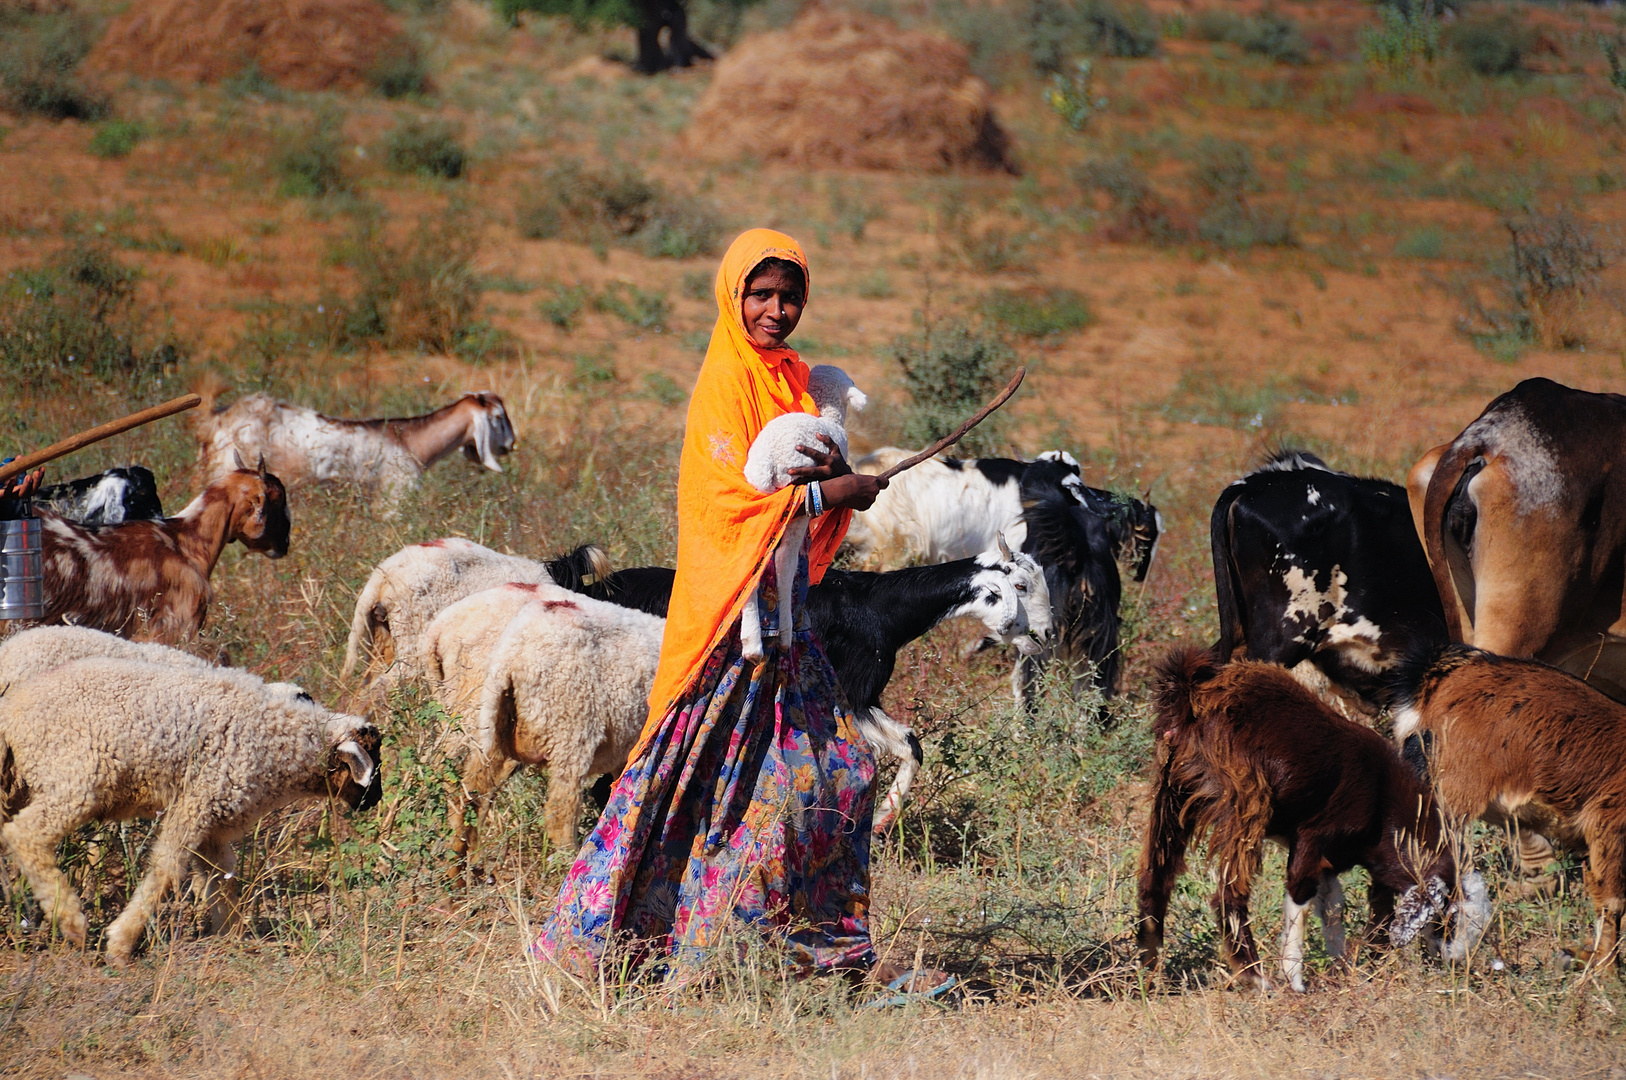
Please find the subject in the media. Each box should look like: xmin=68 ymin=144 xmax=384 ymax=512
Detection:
xmin=325 ymin=714 xmax=384 ymax=812
xmin=807 ymin=365 xmax=867 ymax=427
xmin=965 ymin=538 xmax=1053 ymax=655
xmin=460 ymin=392 xmax=516 ymax=473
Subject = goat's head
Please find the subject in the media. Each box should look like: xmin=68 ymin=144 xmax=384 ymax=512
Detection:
xmin=223 ymin=460 xmax=291 ymax=559
xmin=969 ymin=540 xmax=1053 ymax=655
xmin=460 ymin=392 xmax=516 ymax=473
xmin=326 ymin=717 xmax=384 ymax=812
xmin=1023 ymin=451 xmax=1085 ymax=507
xmin=806 ymin=365 xmax=867 ymax=427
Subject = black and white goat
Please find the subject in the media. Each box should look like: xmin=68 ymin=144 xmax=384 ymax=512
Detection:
xmin=571 ymin=545 xmax=1053 ymax=832
xmin=1018 ymin=494 xmax=1124 ymax=703
xmin=32 ymin=466 xmax=164 ymax=526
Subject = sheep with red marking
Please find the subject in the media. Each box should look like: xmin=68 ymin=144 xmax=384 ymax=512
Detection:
xmin=1392 ymin=642 xmax=1626 ymax=970
xmin=1137 ymin=647 xmax=1487 ymax=991
xmin=31 ymin=462 xmax=290 ymax=645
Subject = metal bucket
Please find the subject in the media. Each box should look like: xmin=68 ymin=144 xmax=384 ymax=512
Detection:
xmin=0 ymin=517 xmax=44 ymax=620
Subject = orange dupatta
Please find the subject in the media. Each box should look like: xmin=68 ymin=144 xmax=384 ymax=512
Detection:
xmin=640 ymin=229 xmax=852 ymax=741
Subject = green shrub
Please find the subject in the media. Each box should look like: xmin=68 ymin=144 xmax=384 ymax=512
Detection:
xmin=981 ymin=287 xmax=1095 ymax=337
xmin=1360 ymin=2 xmax=1440 ymax=69
xmin=681 ymin=270 xmax=713 ymax=301
xmin=89 ymin=120 xmax=145 ymax=159
xmin=1446 ymin=15 xmax=1530 ymax=76
xmin=383 ymin=118 xmax=466 ymax=179
xmin=1027 ymin=0 xmax=1159 ymax=72
xmin=0 ymin=244 xmax=175 ymax=389
xmin=1606 ymin=37 xmax=1626 ymax=93
xmin=1395 ymin=225 xmax=1445 ymax=259
xmin=538 ymin=283 xmax=589 ymax=330
xmin=1190 ymin=138 xmax=1293 ymax=250
xmin=367 ymin=37 xmax=431 ymax=98
xmin=894 ymin=321 xmax=1015 ymax=456
xmin=275 ymin=115 xmax=348 ymax=198
xmin=0 ymin=12 xmax=108 ymax=121
xmin=643 ymin=371 xmax=686 ymax=405
xmin=515 ymin=159 xmax=723 ymax=258
xmin=594 ymin=282 xmax=670 ymax=330
xmin=1077 ymin=156 xmax=1190 ymax=244
xmin=324 ymin=209 xmax=484 ymax=354
xmin=1192 ymin=8 xmax=1308 ymax=63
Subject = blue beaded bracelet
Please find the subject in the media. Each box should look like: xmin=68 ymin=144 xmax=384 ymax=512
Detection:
xmin=809 ymin=480 xmax=824 ymax=516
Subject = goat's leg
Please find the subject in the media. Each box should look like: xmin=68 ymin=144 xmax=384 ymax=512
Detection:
xmin=1515 ymin=829 xmax=1559 ymax=897
xmin=1135 ymin=745 xmax=1194 ymax=972
xmin=1279 ymin=848 xmax=1329 ymax=992
xmin=1366 ymin=883 xmax=1397 ymax=948
xmin=0 ymin=797 xmax=90 ymax=948
xmin=1210 ymin=808 xmax=1270 ymax=989
xmin=1314 ymin=871 xmax=1348 ymax=962
xmin=1579 ymin=825 xmax=1626 ymax=970
xmin=106 ymin=812 xmax=203 ymax=963
xmin=856 ymin=706 xmax=921 ymax=835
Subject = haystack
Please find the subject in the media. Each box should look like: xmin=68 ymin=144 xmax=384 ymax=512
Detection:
xmin=683 ymin=9 xmax=1014 ymax=173
xmin=85 ymin=0 xmax=405 ymax=92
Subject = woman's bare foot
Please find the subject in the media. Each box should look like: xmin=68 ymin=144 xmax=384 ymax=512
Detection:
xmin=869 ymin=961 xmax=951 ymax=993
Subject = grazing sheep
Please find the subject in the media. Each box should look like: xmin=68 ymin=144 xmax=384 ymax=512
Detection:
xmin=740 ymin=364 xmax=866 ymax=660
xmin=1392 ymin=643 xmax=1626 ymax=970
xmin=423 ymin=582 xmax=563 ymax=724
xmin=0 ymin=660 xmax=381 ymax=962
xmin=194 ymin=386 xmax=516 ymax=512
xmin=341 ymin=538 xmax=610 ymax=687
xmin=0 ymin=625 xmax=213 ymax=687
xmin=452 ymin=591 xmax=664 ymax=855
xmin=1138 ymin=647 xmax=1486 ymax=991
xmin=33 ymin=462 xmax=290 ymax=644
xmin=32 ymin=466 xmax=164 ymax=526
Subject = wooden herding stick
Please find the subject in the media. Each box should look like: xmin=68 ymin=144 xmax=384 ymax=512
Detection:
xmin=0 ymin=393 xmax=203 ymax=485
xmin=874 ymin=367 xmax=1026 ymax=483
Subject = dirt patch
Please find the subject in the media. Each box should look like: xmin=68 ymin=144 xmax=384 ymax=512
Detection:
xmin=84 ymin=0 xmax=405 ymax=92
xmin=683 ymin=9 xmax=1015 ymax=173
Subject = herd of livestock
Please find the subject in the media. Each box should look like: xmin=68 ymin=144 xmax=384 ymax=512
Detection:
xmin=1 ymin=371 xmax=1624 ymax=992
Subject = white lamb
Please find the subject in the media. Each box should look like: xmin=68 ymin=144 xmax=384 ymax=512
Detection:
xmin=341 ymin=538 xmax=610 ymax=687
xmin=452 ymin=591 xmax=665 ymax=854
xmin=0 ymin=660 xmax=381 ymax=963
xmin=0 ymin=626 xmax=215 ymax=688
xmin=739 ymin=364 xmax=867 ymax=661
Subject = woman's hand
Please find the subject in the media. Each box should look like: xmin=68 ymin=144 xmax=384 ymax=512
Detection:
xmin=786 ymin=436 xmax=886 ymax=513
xmin=786 ymin=434 xmax=852 ymax=483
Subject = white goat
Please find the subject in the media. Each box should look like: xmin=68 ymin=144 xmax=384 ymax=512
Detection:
xmin=0 ymin=660 xmax=380 ymax=962
xmin=194 ymin=387 xmax=516 ymax=512
xmin=740 ymin=365 xmax=867 ymax=661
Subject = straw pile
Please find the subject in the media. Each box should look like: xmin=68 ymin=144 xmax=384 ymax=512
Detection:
xmin=85 ymin=0 xmax=404 ymax=92
xmin=683 ymin=9 xmax=1014 ymax=173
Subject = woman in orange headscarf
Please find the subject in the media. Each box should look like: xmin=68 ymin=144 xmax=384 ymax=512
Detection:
xmin=536 ymin=230 xmax=888 ymax=974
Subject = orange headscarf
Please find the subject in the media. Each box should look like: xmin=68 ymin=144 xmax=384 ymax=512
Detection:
xmin=642 ymin=229 xmax=852 ymax=731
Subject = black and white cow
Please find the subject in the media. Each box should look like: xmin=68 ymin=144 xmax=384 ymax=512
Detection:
xmin=32 ymin=466 xmax=164 ymax=526
xmin=1211 ymin=450 xmax=1448 ymax=710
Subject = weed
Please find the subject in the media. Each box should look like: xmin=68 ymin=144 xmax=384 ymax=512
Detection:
xmin=643 ymin=371 xmax=686 ymax=405
xmin=1078 ymin=157 xmax=1190 ymax=244
xmin=368 ymin=37 xmax=431 ymax=98
xmin=1192 ymin=8 xmax=1309 ymax=64
xmin=1446 ymin=15 xmax=1530 ymax=77
xmin=383 ymin=118 xmax=467 ymax=180
xmin=1047 ymin=59 xmax=1106 ymax=130
xmin=1191 ymin=138 xmax=1293 ymax=250
xmin=274 ymin=113 xmax=349 ymax=199
xmin=516 ymin=159 xmax=722 ymax=258
xmin=681 ymin=271 xmax=713 ymax=301
xmin=1395 ymin=225 xmax=1445 ymax=259
xmin=538 ymin=283 xmax=590 ymax=330
xmin=894 ymin=320 xmax=1015 ymax=455
xmin=981 ymin=286 xmax=1095 ymax=337
xmin=594 ymin=282 xmax=670 ymax=330
xmin=1361 ymin=1 xmax=1441 ymax=70
xmin=1505 ymin=210 xmax=1618 ymax=348
xmin=1027 ymin=0 xmax=1159 ymax=73
xmin=573 ymin=353 xmax=616 ymax=385
xmin=326 ymin=208 xmax=485 ymax=355
xmin=222 ymin=63 xmax=281 ymax=99
xmin=855 ymin=270 xmax=894 ymax=299
xmin=1606 ymin=37 xmax=1626 ymax=93
xmin=828 ymin=182 xmax=885 ymax=242
xmin=0 ymin=11 xmax=108 ymax=121
xmin=0 ymin=244 xmax=175 ymax=390
xmin=89 ymin=120 xmax=145 ymax=159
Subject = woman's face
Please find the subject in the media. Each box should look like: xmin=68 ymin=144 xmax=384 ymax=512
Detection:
xmin=741 ymin=265 xmax=805 ymax=349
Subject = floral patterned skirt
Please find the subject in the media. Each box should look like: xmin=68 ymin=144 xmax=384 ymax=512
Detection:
xmin=533 ymin=536 xmax=877 ymax=973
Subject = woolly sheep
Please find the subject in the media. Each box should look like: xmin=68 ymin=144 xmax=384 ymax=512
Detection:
xmin=0 ymin=626 xmax=214 ymax=688
xmin=452 ymin=591 xmax=664 ymax=855
xmin=424 ymin=582 xmax=566 ymax=724
xmin=739 ymin=365 xmax=867 ymax=661
xmin=0 ymin=660 xmax=381 ymax=962
xmin=341 ymin=538 xmax=610 ymax=687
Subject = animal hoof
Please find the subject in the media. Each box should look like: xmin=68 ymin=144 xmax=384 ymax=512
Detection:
xmin=1516 ymin=874 xmax=1560 ymax=900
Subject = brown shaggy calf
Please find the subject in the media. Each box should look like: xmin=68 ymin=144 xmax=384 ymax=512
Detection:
xmin=1393 ymin=643 xmax=1626 ymax=969
xmin=1137 ymin=647 xmax=1486 ymax=991
xmin=34 ymin=462 xmax=290 ymax=644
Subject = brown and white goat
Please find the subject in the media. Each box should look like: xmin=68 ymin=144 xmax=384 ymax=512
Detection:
xmin=194 ymin=387 xmax=515 ymax=512
xmin=1137 ymin=647 xmax=1487 ymax=991
xmin=32 ymin=462 xmax=291 ymax=644
xmin=1393 ymin=642 xmax=1626 ymax=970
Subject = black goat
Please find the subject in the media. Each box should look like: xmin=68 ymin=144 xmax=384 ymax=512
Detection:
xmin=32 ymin=466 xmax=164 ymax=526
xmin=574 ymin=548 xmax=1052 ymax=832
xmin=1017 ymin=494 xmax=1123 ymax=705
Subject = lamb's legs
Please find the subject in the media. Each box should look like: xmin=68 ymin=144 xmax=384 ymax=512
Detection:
xmin=449 ymin=749 xmax=520 ymax=870
xmin=740 ymin=587 xmax=765 ymax=662
xmin=0 ymin=797 xmax=90 ymax=948
xmin=775 ymin=518 xmax=808 ymax=649
xmin=191 ymin=835 xmax=241 ymax=937
xmin=106 ymin=813 xmax=203 ymax=963
xmin=855 ymin=706 xmax=922 ymax=835
xmin=542 ymin=760 xmax=591 ymax=852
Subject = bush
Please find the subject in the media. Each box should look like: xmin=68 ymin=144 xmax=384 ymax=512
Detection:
xmin=538 ymin=283 xmax=589 ymax=330
xmin=1027 ymin=0 xmax=1158 ymax=72
xmin=1077 ymin=157 xmax=1190 ymax=244
xmin=383 ymin=118 xmax=466 ymax=179
xmin=1192 ymin=8 xmax=1308 ymax=64
xmin=0 ymin=244 xmax=174 ymax=389
xmin=325 ymin=209 xmax=485 ymax=355
xmin=1395 ymin=225 xmax=1445 ymax=259
xmin=1190 ymin=138 xmax=1293 ymax=250
xmin=89 ymin=119 xmax=144 ymax=159
xmin=515 ymin=159 xmax=723 ymax=258
xmin=0 ymin=11 xmax=108 ymax=120
xmin=1446 ymin=15 xmax=1531 ymax=76
xmin=1360 ymin=2 xmax=1440 ymax=70
xmin=367 ymin=37 xmax=430 ymax=98
xmin=594 ymin=282 xmax=670 ymax=330
xmin=894 ymin=321 xmax=1015 ymax=456
xmin=275 ymin=114 xmax=348 ymax=198
xmin=981 ymin=287 xmax=1094 ymax=337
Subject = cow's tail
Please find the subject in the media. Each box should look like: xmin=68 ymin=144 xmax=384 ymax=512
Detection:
xmin=1208 ymin=485 xmax=1247 ymax=661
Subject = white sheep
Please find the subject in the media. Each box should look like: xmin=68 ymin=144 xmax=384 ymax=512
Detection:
xmin=739 ymin=364 xmax=867 ymax=661
xmin=424 ymin=582 xmax=563 ymax=725
xmin=341 ymin=538 xmax=609 ymax=687
xmin=0 ymin=659 xmax=380 ymax=962
xmin=452 ymin=591 xmax=665 ymax=855
xmin=0 ymin=626 xmax=215 ymax=688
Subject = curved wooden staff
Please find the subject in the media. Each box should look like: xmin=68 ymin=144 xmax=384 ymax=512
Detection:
xmin=875 ymin=367 xmax=1026 ymax=483
xmin=0 ymin=394 xmax=203 ymax=485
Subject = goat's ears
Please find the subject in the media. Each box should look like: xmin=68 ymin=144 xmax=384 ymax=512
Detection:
xmin=256 ymin=453 xmax=268 ymax=479
xmin=997 ymin=533 xmax=1014 ymax=562
xmin=232 ymin=449 xmax=248 ymax=472
xmin=334 ymin=738 xmax=376 ymax=790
